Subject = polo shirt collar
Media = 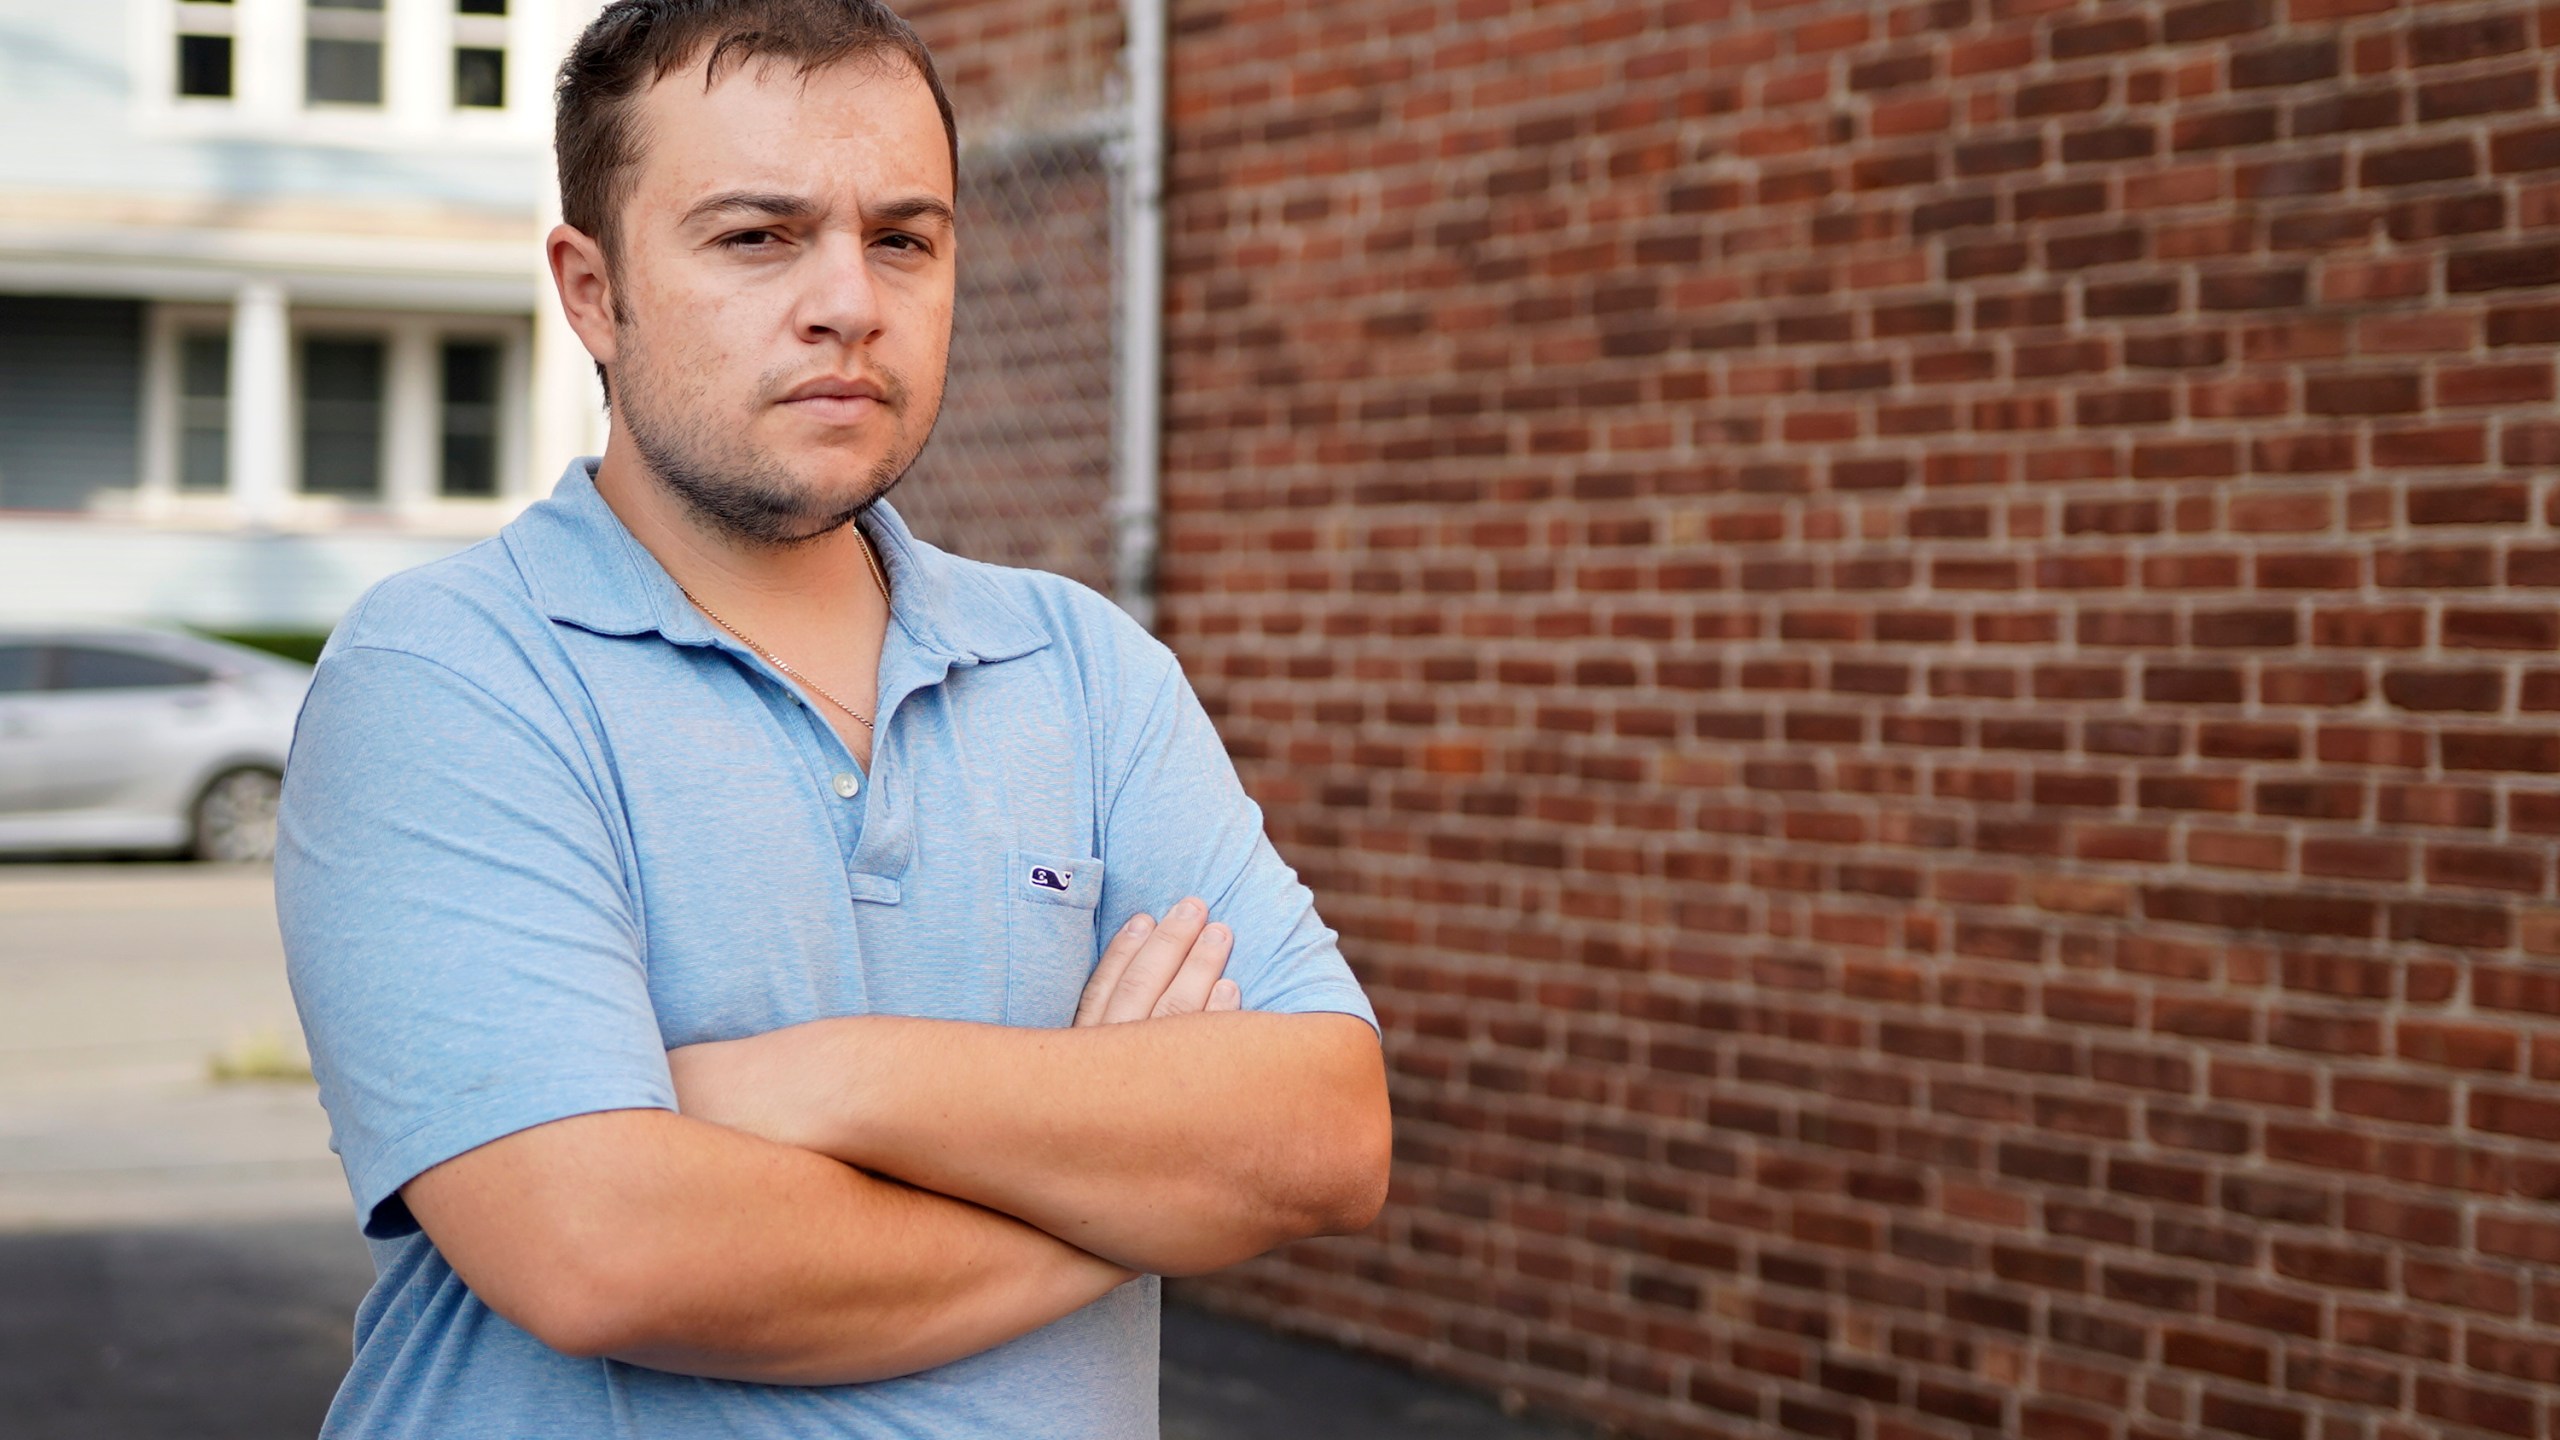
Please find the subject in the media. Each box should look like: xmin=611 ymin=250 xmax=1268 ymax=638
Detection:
xmin=508 ymin=458 xmax=1050 ymax=665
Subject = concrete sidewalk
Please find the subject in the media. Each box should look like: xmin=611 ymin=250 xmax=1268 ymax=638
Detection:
xmin=0 ymin=865 xmax=344 ymax=1230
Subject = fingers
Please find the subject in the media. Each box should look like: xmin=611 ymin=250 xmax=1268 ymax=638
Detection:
xmin=1099 ymin=896 xmax=1210 ymax=1024
xmin=1082 ymin=898 xmax=1248 ymax=1025
xmin=1152 ymin=921 xmax=1233 ymax=1018
xmin=1075 ymin=912 xmax=1156 ymax=1027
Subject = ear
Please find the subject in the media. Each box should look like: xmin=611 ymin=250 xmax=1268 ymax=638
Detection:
xmin=547 ymin=223 xmax=619 ymax=372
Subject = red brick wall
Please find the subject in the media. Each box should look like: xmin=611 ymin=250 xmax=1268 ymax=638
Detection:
xmin=1155 ymin=1 xmax=2560 ymax=1437
xmin=907 ymin=0 xmax=1122 ymax=131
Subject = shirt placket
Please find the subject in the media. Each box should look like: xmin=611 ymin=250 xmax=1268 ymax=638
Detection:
xmin=669 ymin=627 xmax=880 ymax=880
xmin=666 ymin=575 xmax=958 ymax=905
xmin=842 ymin=634 xmax=963 ymax=901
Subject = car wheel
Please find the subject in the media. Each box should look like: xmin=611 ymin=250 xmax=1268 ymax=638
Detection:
xmin=192 ymin=768 xmax=283 ymax=864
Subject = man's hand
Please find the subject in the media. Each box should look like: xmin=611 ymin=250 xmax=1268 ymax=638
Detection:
xmin=1074 ymin=898 xmax=1245 ymax=1025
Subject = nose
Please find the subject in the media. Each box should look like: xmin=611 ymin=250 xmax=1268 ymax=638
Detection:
xmin=794 ymin=230 xmax=884 ymax=347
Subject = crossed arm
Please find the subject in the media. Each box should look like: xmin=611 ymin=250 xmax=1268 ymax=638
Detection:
xmin=401 ymin=903 xmax=1392 ymax=1385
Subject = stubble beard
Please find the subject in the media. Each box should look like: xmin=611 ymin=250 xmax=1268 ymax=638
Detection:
xmin=613 ymin=325 xmax=943 ymax=549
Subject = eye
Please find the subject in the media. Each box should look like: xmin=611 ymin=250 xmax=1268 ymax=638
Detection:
xmin=719 ymin=229 xmax=784 ymax=250
xmin=875 ymin=232 xmax=932 ymax=255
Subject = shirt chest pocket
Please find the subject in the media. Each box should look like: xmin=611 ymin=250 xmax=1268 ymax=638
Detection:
xmin=1004 ymin=848 xmax=1104 ymax=1026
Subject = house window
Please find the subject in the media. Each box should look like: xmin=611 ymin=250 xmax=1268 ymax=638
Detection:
xmin=300 ymin=336 xmax=386 ymax=498
xmin=453 ymin=48 xmax=504 ymax=108
xmin=306 ymin=0 xmax=387 ymax=107
xmin=0 ymin=296 xmax=145 ymax=514
xmin=173 ymin=2 xmax=236 ymax=99
xmin=454 ymin=0 xmax=509 ymax=109
xmin=179 ymin=332 xmax=230 ymax=492
xmin=156 ymin=0 xmax=526 ymax=128
xmin=178 ymin=36 xmax=234 ymax=97
xmin=146 ymin=308 xmax=526 ymax=511
xmin=439 ymin=340 xmax=501 ymax=497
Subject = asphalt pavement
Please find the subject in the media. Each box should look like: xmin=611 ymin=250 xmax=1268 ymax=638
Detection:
xmin=0 ymin=861 xmax=1586 ymax=1440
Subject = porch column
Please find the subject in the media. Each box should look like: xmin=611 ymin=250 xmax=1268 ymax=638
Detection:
xmin=227 ymin=280 xmax=292 ymax=528
xmin=383 ymin=318 xmax=440 ymax=516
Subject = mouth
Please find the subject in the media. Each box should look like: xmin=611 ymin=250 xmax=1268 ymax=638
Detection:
xmin=778 ymin=376 xmax=891 ymax=424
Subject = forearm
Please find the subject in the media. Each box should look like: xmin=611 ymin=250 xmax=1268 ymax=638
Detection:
xmin=695 ymin=1011 xmax=1390 ymax=1275
xmin=605 ymin=1144 xmax=1129 ymax=1384
xmin=406 ymin=1109 xmax=1131 ymax=1384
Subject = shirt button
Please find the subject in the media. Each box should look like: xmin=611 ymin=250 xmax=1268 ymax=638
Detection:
xmin=832 ymin=772 xmax=861 ymax=799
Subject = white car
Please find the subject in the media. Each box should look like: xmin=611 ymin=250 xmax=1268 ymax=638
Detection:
xmin=0 ymin=628 xmax=311 ymax=862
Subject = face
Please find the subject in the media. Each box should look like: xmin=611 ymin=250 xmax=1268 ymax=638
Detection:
xmin=587 ymin=53 xmax=956 ymax=546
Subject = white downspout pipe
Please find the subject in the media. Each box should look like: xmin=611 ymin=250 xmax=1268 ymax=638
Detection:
xmin=1111 ymin=0 xmax=1168 ymax=629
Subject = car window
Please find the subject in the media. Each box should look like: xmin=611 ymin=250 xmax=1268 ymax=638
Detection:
xmin=51 ymin=646 xmax=213 ymax=692
xmin=0 ymin=645 xmax=38 ymax=695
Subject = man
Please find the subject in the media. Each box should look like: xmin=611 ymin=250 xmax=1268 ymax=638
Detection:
xmin=274 ymin=2 xmax=1390 ymax=1434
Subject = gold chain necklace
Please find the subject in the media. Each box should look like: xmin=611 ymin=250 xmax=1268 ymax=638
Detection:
xmin=678 ymin=534 xmax=893 ymax=733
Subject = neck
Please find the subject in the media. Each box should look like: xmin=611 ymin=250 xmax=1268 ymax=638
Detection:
xmin=592 ymin=439 xmax=888 ymax=624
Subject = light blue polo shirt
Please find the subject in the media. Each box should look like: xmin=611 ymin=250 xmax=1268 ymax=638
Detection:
xmin=275 ymin=458 xmax=1375 ymax=1439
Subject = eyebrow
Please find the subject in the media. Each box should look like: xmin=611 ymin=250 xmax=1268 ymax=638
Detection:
xmin=680 ymin=191 xmax=817 ymax=228
xmin=679 ymin=190 xmax=955 ymax=231
xmin=871 ymin=195 xmax=956 ymax=230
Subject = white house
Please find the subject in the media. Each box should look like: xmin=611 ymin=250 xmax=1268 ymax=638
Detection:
xmin=0 ymin=0 xmax=606 ymax=632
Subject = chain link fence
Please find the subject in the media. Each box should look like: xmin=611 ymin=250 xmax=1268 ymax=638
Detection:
xmin=894 ymin=114 xmax=1124 ymax=596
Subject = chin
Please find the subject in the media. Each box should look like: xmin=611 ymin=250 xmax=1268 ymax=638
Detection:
xmin=802 ymin=455 xmax=908 ymax=511
xmin=767 ymin=414 xmax=894 ymax=462
xmin=796 ymin=452 xmax=894 ymax=492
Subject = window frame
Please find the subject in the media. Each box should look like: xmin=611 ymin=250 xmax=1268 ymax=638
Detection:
xmin=138 ymin=303 xmax=533 ymax=525
xmin=171 ymin=3 xmax=240 ymax=101
xmin=304 ymin=0 xmax=392 ymax=110
xmin=451 ymin=1 xmax=510 ymax=110
xmin=131 ymin=0 xmax=543 ymax=145
xmin=174 ymin=328 xmax=233 ymax=495
xmin=293 ymin=325 xmax=395 ymax=500
xmin=435 ymin=335 xmax=509 ymax=498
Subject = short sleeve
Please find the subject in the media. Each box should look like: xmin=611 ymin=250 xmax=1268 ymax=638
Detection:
xmin=1095 ymin=659 xmax=1378 ymax=1033
xmin=276 ymin=643 xmax=676 ymax=1238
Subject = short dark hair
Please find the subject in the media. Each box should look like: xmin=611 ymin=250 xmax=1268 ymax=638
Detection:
xmin=555 ymin=0 xmax=960 ymax=265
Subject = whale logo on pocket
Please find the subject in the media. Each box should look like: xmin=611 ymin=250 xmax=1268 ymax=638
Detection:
xmin=1027 ymin=865 xmax=1073 ymax=893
